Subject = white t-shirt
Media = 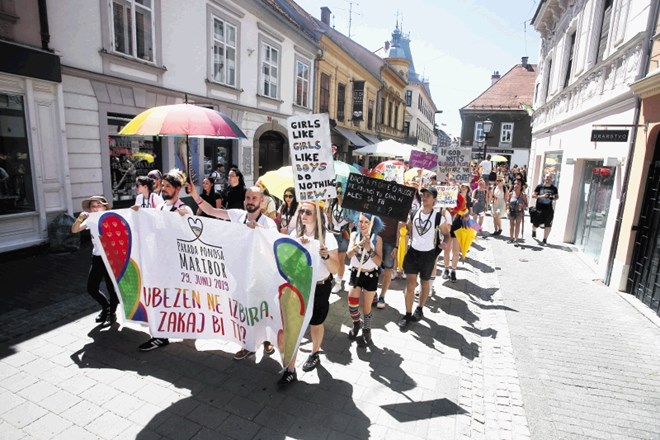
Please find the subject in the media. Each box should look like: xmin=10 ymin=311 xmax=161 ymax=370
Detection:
xmin=290 ymin=231 xmax=338 ymax=281
xmin=480 ymin=160 xmax=492 ymax=175
xmin=227 ymin=209 xmax=277 ymax=229
xmin=349 ymin=231 xmax=380 ymax=271
xmin=134 ymin=193 xmax=164 ymax=209
xmin=410 ymin=208 xmax=438 ymax=252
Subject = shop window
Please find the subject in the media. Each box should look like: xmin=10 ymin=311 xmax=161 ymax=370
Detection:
xmin=543 ymin=152 xmax=562 ymax=187
xmin=108 ymin=113 xmax=162 ymax=207
xmin=0 ymin=94 xmax=35 ymax=215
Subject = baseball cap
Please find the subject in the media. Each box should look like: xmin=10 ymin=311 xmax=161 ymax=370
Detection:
xmin=420 ymin=187 xmax=438 ymax=198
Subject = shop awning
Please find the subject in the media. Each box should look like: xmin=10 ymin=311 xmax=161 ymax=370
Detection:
xmin=357 ymin=132 xmax=380 ymax=144
xmin=333 ymin=127 xmax=369 ymax=147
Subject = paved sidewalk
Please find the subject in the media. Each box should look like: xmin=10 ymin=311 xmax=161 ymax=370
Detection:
xmin=0 ymin=228 xmax=659 ymax=439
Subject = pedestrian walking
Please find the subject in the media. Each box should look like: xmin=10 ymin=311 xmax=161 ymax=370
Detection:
xmin=531 ymin=174 xmax=559 ymax=246
xmin=489 ymin=178 xmax=507 ymax=236
xmin=71 ymin=195 xmax=120 ymax=326
xmin=134 ymin=175 xmax=163 ymax=209
xmin=506 ymin=181 xmax=528 ymax=246
xmin=327 ymin=183 xmax=352 ymax=293
xmin=345 ymin=213 xmax=383 ymax=344
xmin=277 ymin=187 xmax=298 ymax=235
xmin=279 ymin=201 xmax=339 ymax=386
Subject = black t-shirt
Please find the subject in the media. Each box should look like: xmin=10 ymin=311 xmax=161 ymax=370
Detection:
xmin=534 ymin=184 xmax=558 ymax=209
xmin=199 ymin=191 xmax=219 ymax=217
xmin=222 ymin=185 xmax=246 ymax=210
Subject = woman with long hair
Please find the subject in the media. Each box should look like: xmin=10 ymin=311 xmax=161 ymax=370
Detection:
xmin=221 ymin=167 xmax=246 ymax=209
xmin=345 ymin=213 xmax=383 ymax=345
xmin=147 ymin=169 xmax=163 ymax=197
xmin=278 ymin=187 xmax=298 ymax=234
xmin=489 ymin=178 xmax=507 ymax=236
xmin=278 ymin=201 xmax=339 ymax=386
xmin=134 ymin=175 xmax=163 ymax=209
xmin=197 ymin=177 xmax=221 ymax=217
xmin=471 ymin=179 xmax=488 ymax=233
xmin=506 ymin=181 xmax=528 ymax=246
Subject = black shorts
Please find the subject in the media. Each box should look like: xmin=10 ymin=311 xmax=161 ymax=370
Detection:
xmin=533 ymin=206 xmax=555 ymax=228
xmin=402 ymin=248 xmax=437 ymax=281
xmin=310 ymin=277 xmax=333 ymax=325
xmin=349 ymin=268 xmax=379 ymax=291
xmin=449 ymin=217 xmax=462 ymax=238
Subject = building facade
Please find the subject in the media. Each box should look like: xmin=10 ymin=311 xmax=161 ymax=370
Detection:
xmin=530 ymin=0 xmax=653 ymax=282
xmin=0 ymin=0 xmax=68 ymax=252
xmin=460 ymin=60 xmax=536 ymax=167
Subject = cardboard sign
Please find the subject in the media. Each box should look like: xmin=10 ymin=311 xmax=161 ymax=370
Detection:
xmin=287 ymin=113 xmax=336 ymax=201
xmin=408 ymin=150 xmax=438 ymax=170
xmin=342 ymin=173 xmax=415 ymax=221
xmin=437 ymin=147 xmax=472 ymax=183
xmin=383 ymin=164 xmax=404 ymax=184
xmin=436 ymin=185 xmax=459 ymax=208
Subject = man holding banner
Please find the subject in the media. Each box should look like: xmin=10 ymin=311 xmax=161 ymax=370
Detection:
xmin=189 ymin=183 xmax=278 ymax=360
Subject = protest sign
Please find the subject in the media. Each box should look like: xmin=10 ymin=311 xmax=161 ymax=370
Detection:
xmin=436 ymin=185 xmax=459 ymax=208
xmin=287 ymin=113 xmax=336 ymax=201
xmin=342 ymin=173 xmax=415 ymax=221
xmin=437 ymin=147 xmax=472 ymax=183
xmin=87 ymin=209 xmax=317 ymax=367
xmin=383 ymin=164 xmax=404 ymax=184
xmin=408 ymin=150 xmax=438 ymax=170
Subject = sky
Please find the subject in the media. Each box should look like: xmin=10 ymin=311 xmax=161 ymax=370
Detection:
xmin=293 ymin=0 xmax=541 ymax=138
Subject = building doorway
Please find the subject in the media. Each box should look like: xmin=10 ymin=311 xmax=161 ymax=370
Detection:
xmin=574 ymin=161 xmax=615 ymax=263
xmin=627 ymin=137 xmax=660 ymax=316
xmin=258 ymin=131 xmax=286 ymax=176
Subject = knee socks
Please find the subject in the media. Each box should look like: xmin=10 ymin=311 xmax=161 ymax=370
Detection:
xmin=363 ymin=312 xmax=373 ymax=330
xmin=348 ymin=296 xmax=361 ymax=323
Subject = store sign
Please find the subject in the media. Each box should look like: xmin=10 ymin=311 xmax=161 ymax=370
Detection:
xmin=590 ymin=130 xmax=629 ymax=142
xmin=352 ymin=81 xmax=364 ymax=120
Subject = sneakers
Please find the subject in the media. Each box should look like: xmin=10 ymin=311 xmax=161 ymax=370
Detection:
xmin=277 ymin=369 xmax=297 ymax=386
xmin=361 ymin=329 xmax=372 ymax=345
xmin=372 ymin=295 xmax=378 ymax=306
xmin=377 ymin=296 xmax=386 ymax=309
xmin=233 ymin=348 xmax=255 ymax=360
xmin=101 ymin=312 xmax=117 ymax=326
xmin=348 ymin=321 xmax=362 ymax=340
xmin=542 ymin=238 xmax=547 ymax=246
xmin=442 ymin=268 xmax=450 ymax=280
xmin=263 ymin=341 xmax=275 ymax=355
xmin=302 ymin=352 xmax=320 ymax=372
xmin=450 ymin=270 xmax=457 ymax=283
xmin=532 ymin=231 xmax=536 ymax=238
xmin=139 ymin=337 xmax=169 ymax=352
xmin=397 ymin=315 xmax=412 ymax=330
xmin=331 ymin=279 xmax=343 ymax=293
xmin=492 ymin=229 xmax=501 ymax=236
xmin=412 ymin=307 xmax=424 ymax=322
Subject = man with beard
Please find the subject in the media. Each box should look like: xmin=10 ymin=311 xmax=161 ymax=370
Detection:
xmin=189 ymin=184 xmax=277 ymax=360
xmin=136 ymin=168 xmax=194 ymax=352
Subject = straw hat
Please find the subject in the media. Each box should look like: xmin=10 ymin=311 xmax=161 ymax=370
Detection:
xmin=82 ymin=195 xmax=111 ymax=211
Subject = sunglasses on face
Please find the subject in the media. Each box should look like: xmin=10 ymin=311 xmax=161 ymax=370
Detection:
xmin=284 ymin=194 xmax=294 ymax=198
xmin=299 ymin=209 xmax=314 ymax=216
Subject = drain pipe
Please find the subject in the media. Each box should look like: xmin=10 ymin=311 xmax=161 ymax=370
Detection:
xmin=604 ymin=1 xmax=659 ymax=286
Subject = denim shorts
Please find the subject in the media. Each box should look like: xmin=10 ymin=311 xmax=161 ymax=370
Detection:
xmin=333 ymin=231 xmax=350 ymax=253
xmin=381 ymin=242 xmax=396 ymax=269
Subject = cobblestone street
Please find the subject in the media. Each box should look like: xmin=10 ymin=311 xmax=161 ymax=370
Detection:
xmin=1 ymin=222 xmax=659 ymax=439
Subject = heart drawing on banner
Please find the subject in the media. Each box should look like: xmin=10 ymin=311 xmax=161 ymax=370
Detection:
xmin=188 ymin=217 xmax=204 ymax=238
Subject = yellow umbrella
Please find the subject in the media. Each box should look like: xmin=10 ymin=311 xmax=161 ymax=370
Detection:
xmin=490 ymin=154 xmax=508 ymax=163
xmin=131 ymin=152 xmax=155 ymax=163
xmin=397 ymin=225 xmax=408 ymax=271
xmin=454 ymin=227 xmax=477 ymax=261
xmin=545 ymin=158 xmax=558 ymax=165
xmin=257 ymin=166 xmax=293 ymax=201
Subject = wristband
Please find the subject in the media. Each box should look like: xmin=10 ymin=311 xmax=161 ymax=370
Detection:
xmin=195 ymin=198 xmax=204 ymax=206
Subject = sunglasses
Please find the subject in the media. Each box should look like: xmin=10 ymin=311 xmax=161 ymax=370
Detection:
xmin=299 ymin=209 xmax=314 ymax=216
xmin=284 ymin=194 xmax=294 ymax=198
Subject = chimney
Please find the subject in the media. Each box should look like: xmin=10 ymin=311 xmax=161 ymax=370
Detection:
xmin=321 ymin=7 xmax=331 ymax=25
xmin=522 ymin=56 xmax=529 ymax=68
xmin=491 ymin=71 xmax=500 ymax=85
xmin=384 ymin=41 xmax=390 ymax=51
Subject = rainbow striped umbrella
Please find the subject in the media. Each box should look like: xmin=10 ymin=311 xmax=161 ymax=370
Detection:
xmin=119 ymin=103 xmax=246 ymax=139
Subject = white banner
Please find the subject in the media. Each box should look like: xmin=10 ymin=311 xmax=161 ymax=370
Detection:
xmin=86 ymin=209 xmax=317 ymax=367
xmin=287 ymin=113 xmax=337 ymax=201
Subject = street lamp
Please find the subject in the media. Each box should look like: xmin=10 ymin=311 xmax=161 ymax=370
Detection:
xmin=481 ymin=119 xmax=493 ymax=160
